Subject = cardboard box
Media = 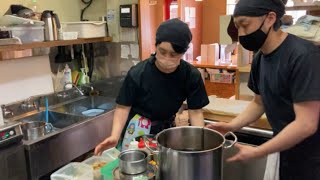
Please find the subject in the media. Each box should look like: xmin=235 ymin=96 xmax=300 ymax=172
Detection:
xmin=207 ymin=43 xmax=219 ymax=65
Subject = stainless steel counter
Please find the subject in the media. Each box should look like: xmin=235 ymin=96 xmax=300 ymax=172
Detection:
xmin=25 ymin=110 xmax=114 ymax=180
xmin=1 ymin=78 xmax=124 ymax=180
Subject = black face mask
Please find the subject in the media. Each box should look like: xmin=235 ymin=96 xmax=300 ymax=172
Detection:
xmin=239 ymin=18 xmax=271 ymax=51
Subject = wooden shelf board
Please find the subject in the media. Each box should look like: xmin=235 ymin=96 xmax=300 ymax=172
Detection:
xmin=285 ymin=5 xmax=320 ymax=11
xmin=0 ymin=37 xmax=112 ymax=52
xmin=189 ymin=61 xmax=238 ymax=70
xmin=238 ymin=64 xmax=251 ymax=73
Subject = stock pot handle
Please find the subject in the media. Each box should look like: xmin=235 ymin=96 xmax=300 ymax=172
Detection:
xmin=143 ymin=135 xmax=159 ymax=154
xmin=223 ymin=132 xmax=238 ymax=149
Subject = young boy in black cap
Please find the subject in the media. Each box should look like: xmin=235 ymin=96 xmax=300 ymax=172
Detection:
xmin=207 ymin=0 xmax=320 ymax=179
xmin=95 ymin=18 xmax=209 ymax=154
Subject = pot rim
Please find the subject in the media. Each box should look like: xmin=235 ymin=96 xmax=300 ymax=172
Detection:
xmin=21 ymin=121 xmax=46 ymax=130
xmin=119 ymin=149 xmax=147 ymax=163
xmin=156 ymin=126 xmax=226 ymax=153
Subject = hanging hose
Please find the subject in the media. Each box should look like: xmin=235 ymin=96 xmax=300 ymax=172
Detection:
xmin=80 ymin=0 xmax=93 ymax=21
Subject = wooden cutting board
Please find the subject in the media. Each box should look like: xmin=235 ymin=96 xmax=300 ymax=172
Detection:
xmin=203 ymin=96 xmax=271 ymax=130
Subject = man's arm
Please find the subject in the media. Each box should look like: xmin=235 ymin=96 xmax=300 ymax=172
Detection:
xmin=228 ymin=101 xmax=320 ymax=162
xmin=229 ymin=94 xmax=265 ymax=131
xmin=188 ymin=109 xmax=205 ymax=127
xmin=110 ymin=104 xmax=131 ymax=140
xmin=257 ymin=101 xmax=320 ymax=156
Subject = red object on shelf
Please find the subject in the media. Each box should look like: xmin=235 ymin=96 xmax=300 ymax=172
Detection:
xmin=138 ymin=138 xmax=146 ymax=148
xmin=149 ymin=141 xmax=157 ymax=148
xmin=138 ymin=137 xmax=158 ymax=149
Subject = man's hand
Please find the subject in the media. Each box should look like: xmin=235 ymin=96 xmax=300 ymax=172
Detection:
xmin=227 ymin=143 xmax=264 ymax=162
xmin=206 ymin=122 xmax=234 ymax=135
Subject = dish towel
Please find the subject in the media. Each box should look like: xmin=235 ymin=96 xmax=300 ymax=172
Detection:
xmin=263 ymin=152 xmax=280 ymax=180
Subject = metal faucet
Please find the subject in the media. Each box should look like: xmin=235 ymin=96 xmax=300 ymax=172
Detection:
xmin=20 ymin=96 xmax=42 ymax=111
xmin=81 ymin=84 xmax=94 ymax=92
xmin=64 ymin=83 xmax=84 ymax=96
xmin=1 ymin=105 xmax=14 ymax=118
xmin=80 ymin=84 xmax=98 ymax=96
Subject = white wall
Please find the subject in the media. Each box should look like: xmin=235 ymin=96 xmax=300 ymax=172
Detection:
xmin=0 ymin=1 xmax=109 ymax=125
xmin=0 ymin=56 xmax=54 ymax=124
xmin=0 ymin=0 xmax=107 ymax=22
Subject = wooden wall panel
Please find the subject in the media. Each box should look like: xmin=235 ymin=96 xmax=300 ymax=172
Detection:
xmin=139 ymin=0 xmax=165 ymax=60
xmin=178 ymin=0 xmax=203 ymax=60
xmin=202 ymin=0 xmax=226 ymax=44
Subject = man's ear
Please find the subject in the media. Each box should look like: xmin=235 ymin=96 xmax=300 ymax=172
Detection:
xmin=266 ymin=12 xmax=277 ymax=26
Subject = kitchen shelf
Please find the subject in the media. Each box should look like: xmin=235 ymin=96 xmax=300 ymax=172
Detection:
xmin=189 ymin=61 xmax=238 ymax=70
xmin=238 ymin=64 xmax=251 ymax=73
xmin=0 ymin=36 xmax=112 ymax=52
xmin=285 ymin=5 xmax=320 ymax=11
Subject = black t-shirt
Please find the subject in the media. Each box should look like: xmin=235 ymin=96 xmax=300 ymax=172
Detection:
xmin=248 ymin=34 xmax=320 ymax=165
xmin=116 ymin=54 xmax=209 ymax=122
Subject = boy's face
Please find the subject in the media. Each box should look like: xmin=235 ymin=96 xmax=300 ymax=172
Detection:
xmin=155 ymin=42 xmax=184 ymax=73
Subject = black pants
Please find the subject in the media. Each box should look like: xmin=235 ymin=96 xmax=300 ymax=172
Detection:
xmin=280 ymin=149 xmax=320 ymax=180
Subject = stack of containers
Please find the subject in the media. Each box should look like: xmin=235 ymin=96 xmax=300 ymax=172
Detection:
xmin=50 ymin=148 xmax=120 ymax=180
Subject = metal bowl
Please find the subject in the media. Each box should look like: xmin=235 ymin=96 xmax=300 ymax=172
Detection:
xmin=119 ymin=150 xmax=148 ymax=175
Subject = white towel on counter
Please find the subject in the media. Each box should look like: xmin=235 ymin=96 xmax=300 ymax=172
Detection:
xmin=263 ymin=152 xmax=280 ymax=180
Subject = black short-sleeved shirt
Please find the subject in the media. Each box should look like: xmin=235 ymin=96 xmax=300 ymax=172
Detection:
xmin=248 ymin=34 xmax=320 ymax=177
xmin=116 ymin=54 xmax=209 ymax=122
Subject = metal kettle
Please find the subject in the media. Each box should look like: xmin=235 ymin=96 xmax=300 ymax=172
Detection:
xmin=41 ymin=10 xmax=54 ymax=41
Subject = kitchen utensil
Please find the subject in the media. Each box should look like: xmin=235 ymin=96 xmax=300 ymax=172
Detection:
xmin=55 ymin=46 xmax=72 ymax=63
xmin=83 ymin=43 xmax=92 ymax=78
xmin=21 ymin=121 xmax=54 ymax=141
xmin=113 ymin=164 xmax=156 ymax=180
xmin=118 ymin=150 xmax=148 ymax=175
xmin=52 ymin=13 xmax=61 ymax=40
xmin=81 ymin=109 xmax=104 ymax=117
xmin=145 ymin=126 xmax=237 ymax=180
xmin=73 ymin=44 xmax=83 ymax=70
xmin=41 ymin=10 xmax=54 ymax=41
xmin=86 ymin=43 xmax=94 ymax=79
xmin=45 ymin=97 xmax=49 ymax=123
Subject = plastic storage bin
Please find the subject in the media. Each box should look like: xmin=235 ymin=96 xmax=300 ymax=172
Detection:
xmin=61 ymin=21 xmax=106 ymax=38
xmin=206 ymin=68 xmax=235 ymax=84
xmin=82 ymin=156 xmax=114 ymax=180
xmin=59 ymin=31 xmax=78 ymax=40
xmin=50 ymin=162 xmax=93 ymax=180
xmin=0 ymin=26 xmax=44 ymax=43
xmin=102 ymin=147 xmax=120 ymax=159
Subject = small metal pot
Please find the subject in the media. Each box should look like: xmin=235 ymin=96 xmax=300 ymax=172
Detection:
xmin=21 ymin=121 xmax=54 ymax=141
xmin=119 ymin=150 xmax=148 ymax=175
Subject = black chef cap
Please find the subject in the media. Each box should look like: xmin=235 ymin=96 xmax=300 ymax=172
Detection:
xmin=233 ymin=0 xmax=286 ymax=30
xmin=155 ymin=18 xmax=192 ymax=54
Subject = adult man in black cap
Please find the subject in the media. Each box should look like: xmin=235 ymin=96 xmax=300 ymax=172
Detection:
xmin=95 ymin=18 xmax=209 ymax=154
xmin=207 ymin=0 xmax=320 ymax=179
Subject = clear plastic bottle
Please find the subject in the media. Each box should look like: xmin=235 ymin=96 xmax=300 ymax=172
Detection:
xmin=26 ymin=0 xmax=39 ymax=12
xmin=63 ymin=64 xmax=73 ymax=89
xmin=31 ymin=0 xmax=38 ymax=12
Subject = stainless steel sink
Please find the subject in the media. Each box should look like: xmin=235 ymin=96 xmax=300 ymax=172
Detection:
xmin=51 ymin=96 xmax=116 ymax=117
xmin=90 ymin=78 xmax=124 ymax=98
xmin=19 ymin=111 xmax=86 ymax=129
